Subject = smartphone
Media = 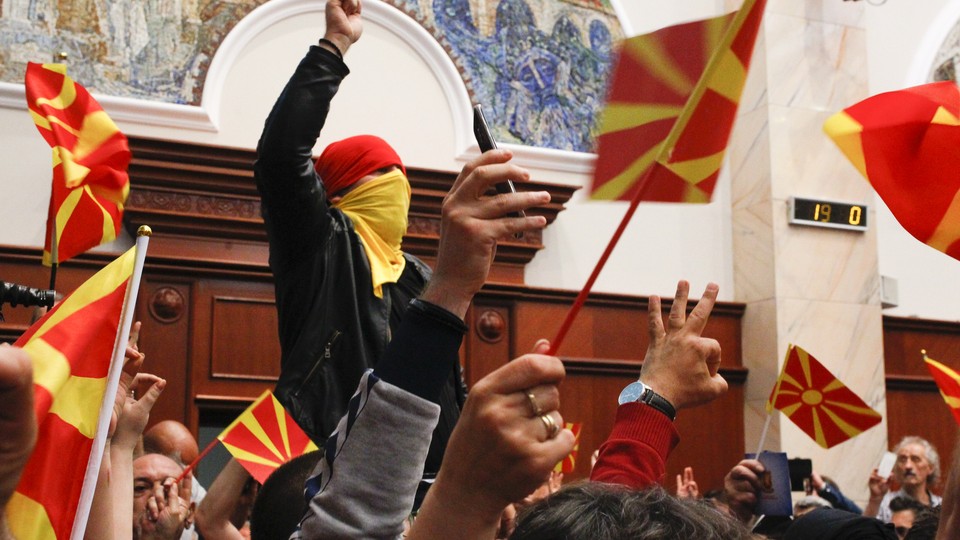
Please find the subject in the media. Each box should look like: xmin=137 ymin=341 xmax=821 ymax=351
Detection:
xmin=787 ymin=458 xmax=812 ymax=492
xmin=877 ymin=451 xmax=897 ymax=478
xmin=472 ymin=104 xmax=526 ymax=224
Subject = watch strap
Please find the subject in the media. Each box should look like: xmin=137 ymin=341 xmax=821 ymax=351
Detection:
xmin=639 ymin=387 xmax=677 ymax=421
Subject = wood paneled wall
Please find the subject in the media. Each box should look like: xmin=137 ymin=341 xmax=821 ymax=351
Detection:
xmin=883 ymin=316 xmax=960 ymax=492
xmin=0 ymin=137 xmax=752 ymax=496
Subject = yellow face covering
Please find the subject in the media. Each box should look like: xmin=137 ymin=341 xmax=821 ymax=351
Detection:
xmin=334 ymin=169 xmax=411 ymax=298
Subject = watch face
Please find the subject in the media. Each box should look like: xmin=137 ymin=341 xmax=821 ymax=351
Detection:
xmin=618 ymin=381 xmax=646 ymax=405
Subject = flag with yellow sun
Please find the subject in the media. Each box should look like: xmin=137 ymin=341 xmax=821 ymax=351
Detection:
xmin=766 ymin=344 xmax=882 ymax=449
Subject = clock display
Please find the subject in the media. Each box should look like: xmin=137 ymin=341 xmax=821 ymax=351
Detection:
xmin=788 ymin=197 xmax=868 ymax=231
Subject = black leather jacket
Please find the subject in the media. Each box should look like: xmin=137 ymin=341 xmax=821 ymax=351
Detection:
xmin=254 ymin=45 xmax=464 ymax=475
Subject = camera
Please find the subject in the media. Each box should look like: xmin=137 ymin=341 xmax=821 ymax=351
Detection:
xmin=1 ymin=281 xmax=57 ymax=309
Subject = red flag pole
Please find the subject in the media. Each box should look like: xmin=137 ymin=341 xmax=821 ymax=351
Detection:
xmin=175 ymin=438 xmax=218 ymax=484
xmin=549 ymin=166 xmax=657 ymax=355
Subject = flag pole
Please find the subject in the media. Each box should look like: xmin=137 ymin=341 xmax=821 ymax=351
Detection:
xmin=175 ymin=438 xmax=219 ymax=485
xmin=755 ymin=413 xmax=772 ymax=457
xmin=550 ymin=164 xmax=657 ymax=354
xmin=49 ymin=218 xmax=58 ymax=290
xmin=70 ymin=226 xmax=151 ymax=540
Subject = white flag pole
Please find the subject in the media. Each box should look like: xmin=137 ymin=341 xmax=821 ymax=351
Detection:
xmin=70 ymin=226 xmax=151 ymax=540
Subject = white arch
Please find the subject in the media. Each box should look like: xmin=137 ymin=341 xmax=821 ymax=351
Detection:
xmin=206 ymin=0 xmax=595 ymax=173
xmin=905 ymin=0 xmax=960 ymax=86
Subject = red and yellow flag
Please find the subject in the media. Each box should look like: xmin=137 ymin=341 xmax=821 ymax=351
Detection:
xmin=767 ymin=344 xmax=882 ymax=449
xmin=6 ymin=247 xmax=136 ymax=540
xmin=591 ymin=0 xmax=766 ymax=203
xmin=824 ymin=82 xmax=960 ymax=260
xmin=218 ymin=390 xmax=318 ymax=484
xmin=25 ymin=62 xmax=131 ymax=266
xmin=923 ymin=351 xmax=960 ymax=426
xmin=554 ymin=422 xmax=582 ymax=474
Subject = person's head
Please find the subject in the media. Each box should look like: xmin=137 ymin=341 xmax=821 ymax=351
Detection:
xmin=315 ymin=135 xmax=406 ymax=202
xmin=892 ymin=436 xmax=940 ymax=490
xmin=903 ymin=505 xmax=940 ymax=540
xmin=794 ymin=495 xmax=833 ymax=517
xmin=132 ymin=453 xmax=194 ymax=539
xmin=143 ymin=420 xmax=199 ymax=465
xmin=511 ymin=482 xmax=751 ymax=540
xmin=784 ymin=507 xmax=897 ymax=540
xmin=889 ymin=496 xmax=925 ymax=539
xmin=250 ymin=450 xmax=322 ymax=540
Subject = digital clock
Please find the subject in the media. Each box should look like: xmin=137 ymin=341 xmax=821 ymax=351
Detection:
xmin=788 ymin=197 xmax=868 ymax=232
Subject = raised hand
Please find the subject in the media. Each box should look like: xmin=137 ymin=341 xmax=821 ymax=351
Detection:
xmin=323 ymin=0 xmax=363 ymax=56
xmin=676 ymin=466 xmax=700 ymax=499
xmin=639 ymin=281 xmax=727 ymax=411
xmin=424 ymin=149 xmax=549 ymax=318
xmin=724 ymin=459 xmax=765 ymax=523
xmin=408 ymin=339 xmax=575 ymax=540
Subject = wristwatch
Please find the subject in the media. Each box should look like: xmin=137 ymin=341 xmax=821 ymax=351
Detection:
xmin=618 ymin=380 xmax=676 ymax=421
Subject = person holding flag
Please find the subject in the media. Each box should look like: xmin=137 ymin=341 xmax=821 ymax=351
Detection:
xmin=253 ymin=0 xmax=466 ymax=488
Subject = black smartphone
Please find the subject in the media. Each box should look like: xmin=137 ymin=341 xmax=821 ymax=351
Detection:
xmin=472 ymin=104 xmax=526 ymax=223
xmin=788 ymin=458 xmax=812 ymax=492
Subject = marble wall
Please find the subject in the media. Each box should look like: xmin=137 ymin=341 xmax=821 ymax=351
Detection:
xmin=728 ymin=0 xmax=885 ymax=505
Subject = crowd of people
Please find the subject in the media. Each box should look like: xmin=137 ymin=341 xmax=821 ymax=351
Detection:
xmin=1 ymin=0 xmax=959 ymax=539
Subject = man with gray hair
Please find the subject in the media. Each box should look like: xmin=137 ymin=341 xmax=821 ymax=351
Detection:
xmin=865 ymin=436 xmax=942 ymax=522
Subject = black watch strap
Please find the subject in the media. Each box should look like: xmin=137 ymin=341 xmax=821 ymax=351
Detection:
xmin=640 ymin=388 xmax=677 ymax=421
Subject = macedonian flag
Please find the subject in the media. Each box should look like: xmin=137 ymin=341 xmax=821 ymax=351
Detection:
xmin=824 ymin=82 xmax=960 ymax=260
xmin=6 ymin=247 xmax=137 ymax=540
xmin=767 ymin=344 xmax=882 ymax=449
xmin=219 ymin=390 xmax=318 ymax=484
xmin=25 ymin=62 xmax=131 ymax=266
xmin=554 ymin=422 xmax=582 ymax=474
xmin=591 ymin=0 xmax=766 ymax=203
xmin=923 ymin=351 xmax=960 ymax=427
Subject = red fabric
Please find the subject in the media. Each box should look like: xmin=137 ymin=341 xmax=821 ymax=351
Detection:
xmin=590 ymin=402 xmax=680 ymax=489
xmin=314 ymin=135 xmax=405 ymax=198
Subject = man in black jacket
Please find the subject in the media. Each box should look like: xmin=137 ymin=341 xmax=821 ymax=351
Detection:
xmin=254 ymin=0 xmax=461 ymax=482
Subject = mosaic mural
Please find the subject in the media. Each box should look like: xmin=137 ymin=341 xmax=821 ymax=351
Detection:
xmin=931 ymin=20 xmax=960 ymax=83
xmin=0 ymin=0 xmax=624 ymax=152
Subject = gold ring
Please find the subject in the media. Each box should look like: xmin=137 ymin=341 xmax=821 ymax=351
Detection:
xmin=539 ymin=413 xmax=560 ymax=439
xmin=526 ymin=391 xmax=543 ymax=416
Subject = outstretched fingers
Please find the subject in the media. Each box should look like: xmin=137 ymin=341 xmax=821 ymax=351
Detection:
xmin=685 ymin=283 xmax=719 ymax=336
xmin=667 ymin=280 xmax=689 ymax=330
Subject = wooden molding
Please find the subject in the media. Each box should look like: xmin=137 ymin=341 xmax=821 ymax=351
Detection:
xmin=884 ymin=315 xmax=960 ymax=335
xmin=124 ymin=136 xmax=579 ymax=283
xmin=886 ymin=374 xmax=938 ymax=392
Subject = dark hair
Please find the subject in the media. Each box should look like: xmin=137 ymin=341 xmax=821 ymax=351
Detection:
xmin=250 ymin=450 xmax=322 ymax=540
xmin=889 ymin=496 xmax=926 ymax=515
xmin=510 ymin=482 xmax=751 ymax=540
xmin=903 ymin=505 xmax=940 ymax=540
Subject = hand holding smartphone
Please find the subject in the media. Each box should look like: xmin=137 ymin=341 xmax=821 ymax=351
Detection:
xmin=472 ymin=104 xmax=526 ymax=228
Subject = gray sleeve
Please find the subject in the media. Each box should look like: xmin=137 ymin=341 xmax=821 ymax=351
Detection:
xmin=875 ymin=492 xmax=894 ymax=522
xmin=291 ymin=371 xmax=440 ymax=540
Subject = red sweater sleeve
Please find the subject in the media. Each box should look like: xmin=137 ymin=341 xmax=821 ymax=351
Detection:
xmin=589 ymin=402 xmax=680 ymax=489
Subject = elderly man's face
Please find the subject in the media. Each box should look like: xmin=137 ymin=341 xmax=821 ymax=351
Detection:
xmin=895 ymin=443 xmax=933 ymax=488
xmin=132 ymin=454 xmax=192 ymax=539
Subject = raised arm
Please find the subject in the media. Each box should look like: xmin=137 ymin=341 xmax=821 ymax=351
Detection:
xmin=408 ymin=341 xmax=575 ymax=540
xmin=253 ymin=0 xmax=363 ymax=266
xmin=590 ymin=281 xmax=727 ymax=488
xmin=194 ymin=459 xmax=250 ymax=540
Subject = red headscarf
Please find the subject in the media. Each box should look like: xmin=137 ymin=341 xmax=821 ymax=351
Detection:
xmin=315 ymin=135 xmax=406 ymax=198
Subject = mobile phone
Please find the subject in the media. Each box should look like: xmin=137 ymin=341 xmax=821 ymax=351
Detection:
xmin=787 ymin=458 xmax=812 ymax=492
xmin=877 ymin=451 xmax=897 ymax=478
xmin=472 ymin=104 xmax=526 ymax=224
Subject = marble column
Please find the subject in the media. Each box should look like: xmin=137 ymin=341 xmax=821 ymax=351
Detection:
xmin=728 ymin=0 xmax=885 ymax=505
